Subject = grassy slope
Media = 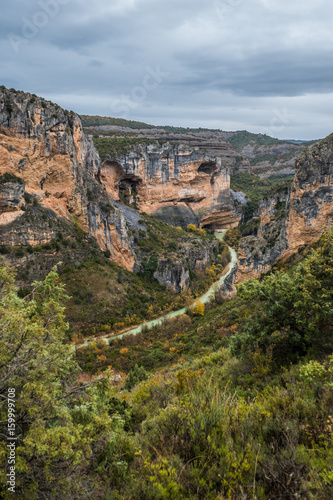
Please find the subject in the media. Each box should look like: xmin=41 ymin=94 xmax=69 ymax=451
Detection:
xmin=75 ymin=231 xmax=333 ymax=499
xmin=92 ymin=136 xmax=159 ymax=159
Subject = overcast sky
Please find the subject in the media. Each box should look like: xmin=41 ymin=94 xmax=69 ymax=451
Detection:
xmin=1 ymin=0 xmax=333 ymax=140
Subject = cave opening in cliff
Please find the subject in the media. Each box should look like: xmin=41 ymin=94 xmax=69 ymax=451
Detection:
xmin=200 ymin=221 xmax=218 ymax=230
xmin=118 ymin=176 xmax=142 ymax=205
xmin=198 ymin=161 xmax=216 ymax=174
xmin=101 ymin=161 xmax=125 ymax=178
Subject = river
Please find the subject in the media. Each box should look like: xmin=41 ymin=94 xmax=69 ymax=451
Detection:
xmin=79 ymin=230 xmax=238 ymax=347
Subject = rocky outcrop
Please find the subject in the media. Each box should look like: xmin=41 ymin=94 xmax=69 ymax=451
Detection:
xmin=0 ymin=178 xmax=25 ymax=226
xmin=154 ymin=239 xmax=218 ymax=292
xmin=236 ymin=222 xmax=288 ymax=283
xmin=0 ymin=180 xmax=25 ymax=212
xmin=97 ymin=145 xmax=240 ymax=230
xmin=0 ymin=87 xmax=135 ymax=270
xmin=285 ymin=134 xmax=333 ymax=256
xmin=0 ymin=205 xmax=65 ymax=247
xmin=235 ymin=134 xmax=333 ymax=282
xmin=215 ymin=265 xmax=238 ymax=302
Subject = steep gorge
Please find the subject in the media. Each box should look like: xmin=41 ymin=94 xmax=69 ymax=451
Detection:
xmin=0 ymin=87 xmax=236 ymax=291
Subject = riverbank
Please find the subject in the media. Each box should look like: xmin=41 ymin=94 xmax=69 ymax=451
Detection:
xmin=77 ymin=231 xmax=238 ymax=348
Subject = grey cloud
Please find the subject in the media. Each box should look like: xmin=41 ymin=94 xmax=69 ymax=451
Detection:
xmin=1 ymin=0 xmax=333 ymax=139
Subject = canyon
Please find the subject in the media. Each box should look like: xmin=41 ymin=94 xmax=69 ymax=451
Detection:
xmin=1 ymin=86 xmax=333 ymax=292
xmin=0 ymin=87 xmax=236 ymax=290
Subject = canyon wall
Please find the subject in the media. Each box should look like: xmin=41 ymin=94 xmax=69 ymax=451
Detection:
xmin=0 ymin=87 xmax=135 ymax=269
xmin=236 ymin=134 xmax=333 ymax=282
xmin=0 ymin=88 xmax=231 ymax=291
xmin=98 ymin=144 xmax=240 ymax=230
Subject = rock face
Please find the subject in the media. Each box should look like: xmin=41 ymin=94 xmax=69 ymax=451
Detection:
xmin=0 ymin=88 xmax=226 ymax=291
xmin=98 ymin=145 xmax=240 ymax=230
xmin=0 ymin=179 xmax=25 ymax=226
xmin=285 ymin=134 xmax=333 ymax=256
xmin=236 ymin=134 xmax=333 ymax=282
xmin=0 ymin=180 xmax=25 ymax=212
xmin=154 ymin=239 xmax=219 ymax=292
xmin=0 ymin=88 xmax=134 ymax=270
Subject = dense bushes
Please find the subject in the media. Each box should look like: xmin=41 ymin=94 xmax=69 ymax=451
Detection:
xmin=3 ymin=196 xmax=333 ymax=497
xmin=94 ymin=227 xmax=333 ymax=499
xmin=106 ymin=351 xmax=333 ymax=499
xmin=231 ymin=229 xmax=333 ymax=364
xmin=0 ymin=263 xmax=134 ymax=499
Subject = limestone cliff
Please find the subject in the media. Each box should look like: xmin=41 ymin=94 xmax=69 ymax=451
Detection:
xmin=0 ymin=88 xmax=225 ymax=291
xmin=97 ymin=143 xmax=240 ymax=230
xmin=153 ymin=239 xmax=219 ymax=292
xmin=285 ymin=134 xmax=333 ymax=256
xmin=0 ymin=87 xmax=135 ymax=270
xmin=236 ymin=134 xmax=333 ymax=282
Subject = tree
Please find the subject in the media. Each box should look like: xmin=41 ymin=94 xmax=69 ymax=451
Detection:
xmin=231 ymin=228 xmax=333 ymax=364
xmin=0 ymin=261 xmax=130 ymax=499
xmin=125 ymin=364 xmax=148 ymax=390
xmin=192 ymin=300 xmax=205 ymax=316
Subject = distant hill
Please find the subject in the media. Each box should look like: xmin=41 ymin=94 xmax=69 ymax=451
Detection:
xmin=82 ymin=115 xmax=320 ymax=178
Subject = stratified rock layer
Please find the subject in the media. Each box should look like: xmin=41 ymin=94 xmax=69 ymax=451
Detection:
xmin=98 ymin=147 xmax=240 ymax=230
xmin=0 ymin=88 xmax=134 ymax=269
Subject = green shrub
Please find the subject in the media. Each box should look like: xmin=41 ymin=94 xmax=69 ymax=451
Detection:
xmin=0 ymin=173 xmax=24 ymax=185
xmin=125 ymin=364 xmax=148 ymax=390
xmin=0 ymin=246 xmax=9 ymax=255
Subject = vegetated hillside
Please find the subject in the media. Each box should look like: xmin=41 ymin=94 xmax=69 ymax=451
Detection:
xmin=1 ymin=194 xmax=227 ymax=340
xmin=75 ymin=227 xmax=333 ymax=499
xmin=61 ymin=217 xmax=229 ymax=340
xmin=2 ymin=224 xmax=332 ymax=499
xmin=81 ymin=115 xmax=156 ymax=129
xmin=81 ymin=114 xmax=219 ymax=134
xmin=229 ymin=130 xmax=317 ymax=177
xmin=93 ymin=136 xmax=160 ymax=160
xmin=230 ymin=172 xmax=294 ymax=222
